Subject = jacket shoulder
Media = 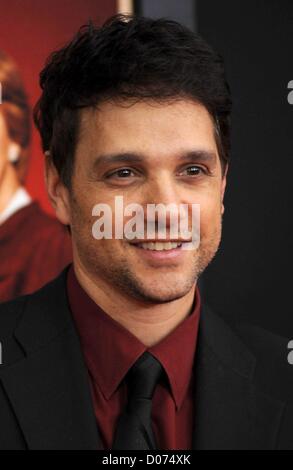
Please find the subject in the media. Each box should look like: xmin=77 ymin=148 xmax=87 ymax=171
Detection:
xmin=0 ymin=295 xmax=27 ymax=338
xmin=235 ymin=322 xmax=293 ymax=402
xmin=235 ymin=322 xmax=291 ymax=363
xmin=0 ymin=266 xmax=70 ymax=340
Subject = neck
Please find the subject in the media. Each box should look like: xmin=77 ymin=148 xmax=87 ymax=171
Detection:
xmin=0 ymin=166 xmax=20 ymax=213
xmin=73 ymin=260 xmax=196 ymax=347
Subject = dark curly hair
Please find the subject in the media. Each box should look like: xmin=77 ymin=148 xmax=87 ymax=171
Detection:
xmin=34 ymin=14 xmax=232 ymax=188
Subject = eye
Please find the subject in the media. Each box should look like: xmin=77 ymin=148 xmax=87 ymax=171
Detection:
xmin=179 ymin=165 xmax=206 ymax=177
xmin=106 ymin=168 xmax=137 ymax=179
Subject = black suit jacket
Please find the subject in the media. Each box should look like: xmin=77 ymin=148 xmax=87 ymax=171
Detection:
xmin=0 ymin=266 xmax=293 ymax=450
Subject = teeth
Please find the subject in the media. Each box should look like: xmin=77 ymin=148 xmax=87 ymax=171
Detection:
xmin=138 ymin=241 xmax=181 ymax=251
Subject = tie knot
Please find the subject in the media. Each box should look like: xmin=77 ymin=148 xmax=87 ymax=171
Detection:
xmin=126 ymin=351 xmax=164 ymax=401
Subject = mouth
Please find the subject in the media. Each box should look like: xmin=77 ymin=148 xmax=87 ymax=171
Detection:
xmin=126 ymin=239 xmax=196 ymax=262
xmin=130 ymin=240 xmax=184 ymax=251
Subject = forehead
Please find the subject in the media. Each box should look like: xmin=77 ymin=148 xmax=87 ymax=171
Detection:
xmin=77 ymin=98 xmax=218 ymax=160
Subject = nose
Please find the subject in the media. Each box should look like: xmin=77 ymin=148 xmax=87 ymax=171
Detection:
xmin=142 ymin=173 xmax=186 ymax=235
xmin=144 ymin=172 xmax=181 ymax=205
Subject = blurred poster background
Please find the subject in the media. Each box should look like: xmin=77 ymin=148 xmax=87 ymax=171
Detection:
xmin=0 ymin=0 xmax=117 ymax=214
xmin=0 ymin=0 xmax=118 ymax=301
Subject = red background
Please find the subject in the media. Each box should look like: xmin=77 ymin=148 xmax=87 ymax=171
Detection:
xmin=0 ymin=0 xmax=116 ymax=214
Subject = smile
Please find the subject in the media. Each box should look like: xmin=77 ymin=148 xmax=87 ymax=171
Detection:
xmin=127 ymin=240 xmax=192 ymax=262
xmin=134 ymin=241 xmax=182 ymax=251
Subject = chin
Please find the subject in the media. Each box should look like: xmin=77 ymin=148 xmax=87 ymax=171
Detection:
xmin=136 ymin=283 xmax=194 ymax=304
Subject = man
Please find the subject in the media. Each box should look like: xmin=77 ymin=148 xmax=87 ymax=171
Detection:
xmin=0 ymin=50 xmax=72 ymax=302
xmin=0 ymin=14 xmax=292 ymax=450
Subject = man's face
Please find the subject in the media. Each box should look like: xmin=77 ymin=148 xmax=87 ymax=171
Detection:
xmin=61 ymin=99 xmax=227 ymax=303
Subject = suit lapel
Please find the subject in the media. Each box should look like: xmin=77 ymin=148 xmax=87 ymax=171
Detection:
xmin=192 ymin=303 xmax=285 ymax=449
xmin=0 ymin=267 xmax=102 ymax=450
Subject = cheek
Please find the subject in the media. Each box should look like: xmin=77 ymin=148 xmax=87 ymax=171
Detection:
xmin=0 ymin=137 xmax=8 ymax=175
xmin=198 ymin=196 xmax=222 ymax=234
xmin=0 ymin=156 xmax=5 ymax=177
xmin=71 ymin=194 xmax=116 ymax=251
xmin=70 ymin=193 xmax=93 ymax=240
xmin=0 ymin=156 xmax=7 ymax=183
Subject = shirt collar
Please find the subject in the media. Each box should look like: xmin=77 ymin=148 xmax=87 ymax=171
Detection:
xmin=0 ymin=187 xmax=32 ymax=225
xmin=67 ymin=264 xmax=201 ymax=411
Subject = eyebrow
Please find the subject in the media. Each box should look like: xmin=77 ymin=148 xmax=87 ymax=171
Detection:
xmin=92 ymin=150 xmax=217 ymax=171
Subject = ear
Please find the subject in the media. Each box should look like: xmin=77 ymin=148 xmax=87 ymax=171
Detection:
xmin=221 ymin=164 xmax=229 ymax=215
xmin=45 ymin=154 xmax=71 ymax=226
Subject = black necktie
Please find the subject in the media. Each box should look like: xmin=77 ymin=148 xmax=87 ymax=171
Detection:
xmin=112 ymin=351 xmax=164 ymax=450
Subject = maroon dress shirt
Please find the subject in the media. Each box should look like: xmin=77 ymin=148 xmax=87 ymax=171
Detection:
xmin=66 ymin=264 xmax=201 ymax=450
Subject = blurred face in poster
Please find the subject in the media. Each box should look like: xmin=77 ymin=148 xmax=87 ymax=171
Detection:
xmin=0 ymin=51 xmax=30 ymax=213
xmin=0 ymin=111 xmax=10 ymax=180
xmin=0 ymin=111 xmax=21 ymax=212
